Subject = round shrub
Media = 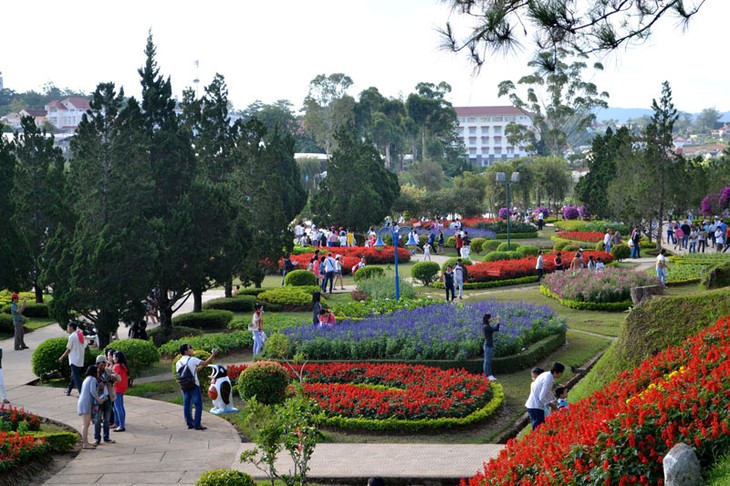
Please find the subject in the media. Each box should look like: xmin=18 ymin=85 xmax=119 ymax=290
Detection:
xmin=172 ymin=349 xmax=212 ymax=391
xmin=32 ymin=337 xmax=94 ymax=381
xmin=236 ymin=360 xmax=290 ymax=405
xmin=411 ymin=261 xmax=441 ymax=286
xmin=496 ymin=241 xmax=520 ymax=252
xmin=234 ymin=286 xmax=275 ymax=296
xmin=470 ymin=237 xmax=486 ymax=254
xmin=203 ymin=295 xmax=257 ymax=312
xmin=196 ymin=469 xmax=255 ymax=486
xmin=563 ymin=205 xmax=579 ymax=220
xmin=148 ymin=325 xmax=203 ymax=347
xmin=105 ymin=339 xmax=159 ymax=385
xmin=260 ymin=332 xmax=290 ymax=360
xmin=283 ymin=269 xmax=318 ymax=287
xmin=0 ymin=313 xmax=12 ymax=333
xmin=516 ymin=245 xmax=539 ymax=257
xmin=172 ymin=310 xmax=234 ymax=330
xmin=257 ymin=286 xmax=322 ymax=310
xmin=553 ymin=240 xmax=569 ymax=251
xmin=440 ymin=258 xmax=473 ymax=273
xmin=445 ymin=236 xmax=456 ymax=248
xmin=484 ymin=251 xmax=512 ymax=262
xmin=482 ymin=240 xmax=502 ymax=253
xmin=352 ymin=266 xmax=385 ymax=283
xmin=611 ymin=244 xmax=631 ymax=261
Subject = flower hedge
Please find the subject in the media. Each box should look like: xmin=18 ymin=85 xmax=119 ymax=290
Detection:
xmin=542 ymin=267 xmax=656 ymax=305
xmin=0 ymin=404 xmax=41 ymax=431
xmin=463 ymin=315 xmax=730 ymax=486
xmin=469 ymin=251 xmax=614 ymax=281
xmin=288 ymin=246 xmax=411 ymax=265
xmin=0 ymin=404 xmax=48 ymax=473
xmin=553 ymin=231 xmax=604 ymax=243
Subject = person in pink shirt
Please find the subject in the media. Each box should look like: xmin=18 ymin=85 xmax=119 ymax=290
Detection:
xmin=318 ymin=308 xmax=337 ymax=326
xmin=112 ymin=351 xmax=129 ymax=432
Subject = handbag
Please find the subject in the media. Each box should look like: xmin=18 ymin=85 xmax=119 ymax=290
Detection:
xmin=261 ymin=331 xmax=267 ymax=343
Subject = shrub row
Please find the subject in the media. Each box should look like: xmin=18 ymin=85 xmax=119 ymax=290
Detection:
xmin=172 ymin=309 xmax=234 ymax=330
xmin=202 ymin=295 xmax=258 ymax=312
xmin=256 ymin=286 xmax=321 ymax=310
xmin=158 ymin=330 xmax=251 ymax=358
xmin=433 ymin=275 xmax=539 ymax=289
xmin=0 ymin=302 xmax=50 ymax=318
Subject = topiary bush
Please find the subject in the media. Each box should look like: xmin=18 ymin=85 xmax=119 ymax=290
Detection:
xmin=104 ymin=339 xmax=160 ymax=386
xmin=283 ymin=269 xmax=318 ymax=287
xmin=352 ymin=266 xmax=385 ymax=283
xmin=357 ymin=275 xmax=416 ymax=300
xmin=702 ymin=262 xmax=730 ymax=290
xmin=202 ymin=295 xmax=257 ymax=312
xmin=483 ymin=251 xmax=519 ymax=262
xmin=148 ymin=325 xmax=203 ymax=347
xmin=31 ymin=337 xmax=95 ymax=381
xmin=439 ymin=258 xmax=473 ymax=273
xmin=234 ymin=287 xmax=275 ymax=296
xmin=411 ymin=261 xmax=441 ymax=286
xmin=445 ymin=236 xmax=456 ymax=248
xmin=470 ymin=237 xmax=486 ymax=254
xmin=236 ymin=360 xmax=291 ymax=405
xmin=516 ymin=245 xmax=539 ymax=257
xmin=196 ymin=469 xmax=255 ymax=486
xmin=610 ymin=244 xmax=631 ymax=261
xmin=481 ymin=240 xmax=502 ymax=253
xmin=496 ymin=241 xmax=520 ymax=252
xmin=172 ymin=310 xmax=234 ymax=330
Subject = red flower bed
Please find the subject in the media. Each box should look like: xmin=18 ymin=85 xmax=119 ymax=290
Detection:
xmin=286 ymin=254 xmax=361 ymax=275
xmin=463 ymin=315 xmax=730 ymax=485
xmin=0 ymin=431 xmax=48 ymax=472
xmin=285 ymin=246 xmax=410 ymax=271
xmin=0 ymin=404 xmax=41 ymax=431
xmin=468 ymin=251 xmax=613 ymax=281
xmin=556 ymin=231 xmax=605 ymax=243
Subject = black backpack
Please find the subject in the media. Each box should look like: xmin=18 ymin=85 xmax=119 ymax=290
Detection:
xmin=177 ymin=358 xmax=196 ymax=392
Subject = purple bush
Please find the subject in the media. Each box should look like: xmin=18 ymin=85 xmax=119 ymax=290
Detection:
xmin=563 ymin=205 xmax=579 ymax=220
xmin=534 ymin=206 xmax=550 ymax=218
xmin=578 ymin=205 xmax=591 ymax=219
xmin=498 ymin=207 xmax=512 ymax=220
xmin=720 ymin=187 xmax=730 ymax=207
xmin=701 ymin=193 xmax=721 ymax=216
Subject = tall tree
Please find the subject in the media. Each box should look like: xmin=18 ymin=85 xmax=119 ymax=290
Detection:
xmin=695 ymin=107 xmax=721 ymax=133
xmin=302 ymin=74 xmax=356 ymax=154
xmin=531 ymin=156 xmax=571 ymax=211
xmin=439 ymin=0 xmax=704 ymax=69
xmin=499 ymin=49 xmax=609 ymax=157
xmin=310 ymin=130 xmax=400 ymax=230
xmin=405 ymin=82 xmax=458 ymax=163
xmin=0 ymin=130 xmax=23 ymax=290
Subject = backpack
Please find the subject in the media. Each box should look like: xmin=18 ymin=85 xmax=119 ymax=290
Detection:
xmin=177 ymin=357 xmax=196 ymax=392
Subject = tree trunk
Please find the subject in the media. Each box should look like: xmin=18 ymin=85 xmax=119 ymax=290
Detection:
xmin=193 ymin=289 xmax=203 ymax=312
xmin=96 ymin=308 xmax=119 ymax=350
xmin=224 ymin=279 xmax=233 ymax=298
xmin=34 ymin=283 xmax=44 ymax=304
xmin=158 ymin=287 xmax=173 ymax=333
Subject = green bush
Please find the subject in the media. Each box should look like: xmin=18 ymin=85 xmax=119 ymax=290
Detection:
xmin=104 ymin=339 xmax=159 ymax=385
xmin=283 ymin=269 xmax=318 ymax=287
xmin=610 ymin=244 xmax=631 ymax=261
xmin=196 ymin=469 xmax=255 ymax=486
xmin=234 ymin=286 xmax=275 ymax=296
xmin=439 ymin=258 xmax=473 ymax=273
xmin=553 ymin=241 xmax=569 ymax=251
xmin=702 ymin=262 xmax=730 ymax=290
xmin=172 ymin=310 xmax=234 ymax=330
xmin=257 ymin=286 xmax=321 ymax=310
xmin=203 ymin=295 xmax=257 ymax=312
xmin=172 ymin=349 xmax=212 ymax=390
xmin=496 ymin=241 xmax=520 ymax=252
xmin=31 ymin=337 xmax=94 ymax=381
xmin=516 ymin=245 xmax=539 ymax=257
xmin=236 ymin=360 xmax=291 ymax=405
xmin=470 ymin=237 xmax=486 ymax=254
xmin=260 ymin=332 xmax=290 ymax=360
xmin=148 ymin=325 xmax=203 ymax=347
xmin=0 ymin=313 xmax=12 ymax=333
xmin=564 ymin=244 xmax=581 ymax=251
xmin=28 ymin=431 xmax=77 ymax=452
xmin=483 ymin=251 xmax=518 ymax=262
xmin=481 ymin=240 xmax=502 ymax=253
xmin=1 ymin=302 xmax=50 ymax=318
xmin=352 ymin=266 xmax=385 ymax=283
xmin=160 ymin=331 xmax=252 ymax=358
xmin=357 ymin=275 xmax=416 ymax=300
xmin=445 ymin=236 xmax=456 ymax=248
xmin=411 ymin=261 xmax=441 ymax=286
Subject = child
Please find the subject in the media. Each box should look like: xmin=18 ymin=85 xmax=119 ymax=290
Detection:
xmin=555 ymin=385 xmax=569 ymax=410
xmin=423 ymin=242 xmax=431 ymax=261
xmin=595 ymin=257 xmax=605 ymax=270
xmin=318 ymin=308 xmax=336 ymax=326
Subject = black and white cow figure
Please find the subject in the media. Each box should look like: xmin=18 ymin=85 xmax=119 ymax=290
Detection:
xmin=207 ymin=364 xmax=238 ymax=414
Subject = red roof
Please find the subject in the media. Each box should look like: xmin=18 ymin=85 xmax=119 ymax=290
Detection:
xmin=65 ymin=97 xmax=90 ymax=110
xmin=454 ymin=106 xmax=529 ymax=117
xmin=21 ymin=109 xmax=47 ymax=117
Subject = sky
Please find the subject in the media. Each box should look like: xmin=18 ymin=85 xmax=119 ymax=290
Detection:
xmin=1 ymin=0 xmax=726 ymax=114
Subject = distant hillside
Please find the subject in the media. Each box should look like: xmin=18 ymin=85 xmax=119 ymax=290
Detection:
xmin=596 ymin=107 xmax=730 ymax=124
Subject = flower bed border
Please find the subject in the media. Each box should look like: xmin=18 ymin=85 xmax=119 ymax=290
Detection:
xmin=321 ymin=383 xmax=504 ymax=432
xmin=540 ymin=285 xmax=633 ymax=311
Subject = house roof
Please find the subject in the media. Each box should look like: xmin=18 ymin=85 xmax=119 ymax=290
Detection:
xmin=20 ymin=109 xmax=47 ymax=117
xmin=454 ymin=106 xmax=530 ymax=117
xmin=46 ymin=97 xmax=90 ymax=111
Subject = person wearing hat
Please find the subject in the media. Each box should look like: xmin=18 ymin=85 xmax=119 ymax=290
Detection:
xmin=10 ymin=293 xmax=28 ymax=350
xmin=176 ymin=344 xmax=217 ymax=430
xmin=93 ymin=354 xmax=120 ymax=445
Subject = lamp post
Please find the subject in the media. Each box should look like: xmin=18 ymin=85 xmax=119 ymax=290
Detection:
xmin=496 ymin=172 xmax=520 ymax=251
xmin=373 ymin=225 xmax=419 ymax=300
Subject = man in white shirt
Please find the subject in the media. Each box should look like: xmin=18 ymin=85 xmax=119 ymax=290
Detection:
xmin=321 ymin=253 xmax=338 ymax=293
xmin=176 ymin=343 xmax=217 ymax=430
xmin=525 ymin=362 xmax=565 ymax=430
xmin=655 ymin=249 xmax=668 ymax=287
xmin=58 ymin=322 xmax=87 ymax=397
xmin=603 ymin=229 xmax=612 ymax=253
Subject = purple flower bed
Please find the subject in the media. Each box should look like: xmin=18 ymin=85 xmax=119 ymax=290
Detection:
xmin=498 ymin=207 xmax=512 ymax=220
xmin=543 ymin=267 xmax=657 ymax=303
xmin=563 ymin=205 xmax=579 ymax=220
xmin=282 ymin=301 xmax=566 ymax=360
xmin=438 ymin=227 xmax=497 ymax=240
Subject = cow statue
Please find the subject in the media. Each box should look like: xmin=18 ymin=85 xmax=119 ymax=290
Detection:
xmin=207 ymin=364 xmax=238 ymax=414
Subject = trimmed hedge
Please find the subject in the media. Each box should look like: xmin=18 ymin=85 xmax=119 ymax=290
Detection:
xmin=434 ymin=275 xmax=539 ymax=289
xmin=0 ymin=313 xmax=13 ymax=333
xmin=148 ymin=325 xmax=203 ymax=347
xmin=31 ymin=336 xmax=95 ymax=381
xmin=494 ymin=232 xmax=538 ymax=239
xmin=203 ymin=295 xmax=257 ymax=312
xmin=701 ymin=262 xmax=730 ymax=290
xmin=483 ymin=251 xmax=519 ymax=262
xmin=171 ymin=310 xmax=234 ymax=330
xmin=104 ymin=339 xmax=160 ymax=385
xmin=515 ymin=245 xmax=539 ymax=257
xmin=159 ymin=330 xmax=252 ymax=358
xmin=1 ymin=301 xmax=50 ymax=318
xmin=411 ymin=261 xmax=441 ymax=286
xmin=539 ymin=285 xmax=633 ymax=311
xmin=352 ymin=266 xmax=385 ymax=283
xmin=610 ymin=244 xmax=631 ymax=261
xmin=470 ymin=237 xmax=487 ymax=254
xmin=481 ymin=240 xmax=502 ymax=253
xmin=234 ymin=286 xmax=275 ymax=296
xmin=322 ymin=383 xmax=504 ymax=432
xmin=257 ymin=286 xmax=322 ymax=310
xmin=196 ymin=469 xmax=256 ymax=486
xmin=28 ymin=431 xmax=77 ymax=452
xmin=284 ymin=269 xmax=318 ymax=287
xmin=496 ymin=242 xmax=520 ymax=252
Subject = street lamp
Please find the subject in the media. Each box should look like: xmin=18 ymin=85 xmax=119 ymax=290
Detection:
xmin=373 ymin=225 xmax=419 ymax=300
xmin=496 ymin=172 xmax=520 ymax=251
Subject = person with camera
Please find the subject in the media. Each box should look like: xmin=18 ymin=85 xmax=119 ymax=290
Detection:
xmin=176 ymin=344 xmax=217 ymax=430
xmin=93 ymin=354 xmax=120 ymax=445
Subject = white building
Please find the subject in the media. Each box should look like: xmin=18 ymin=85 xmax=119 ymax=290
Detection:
xmin=455 ymin=106 xmax=533 ymax=167
xmin=45 ymin=97 xmax=90 ymax=132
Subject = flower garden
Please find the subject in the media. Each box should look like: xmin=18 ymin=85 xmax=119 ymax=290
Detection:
xmin=463 ymin=315 xmax=730 ymax=486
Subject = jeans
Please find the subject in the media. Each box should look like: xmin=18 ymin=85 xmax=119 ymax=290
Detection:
xmin=536 ymin=268 xmax=543 ymax=282
xmin=656 ymin=267 xmax=667 ymax=287
xmin=322 ymin=271 xmax=334 ymax=293
xmin=527 ymin=408 xmax=546 ymax=430
xmin=114 ymin=393 xmax=126 ymax=429
xmin=667 ymin=230 xmax=675 ymax=245
xmin=445 ymin=283 xmax=455 ymax=301
xmin=689 ymin=241 xmax=696 ymax=253
xmin=455 ymin=279 xmax=464 ymax=298
xmin=253 ymin=330 xmax=263 ymax=356
xmin=68 ymin=364 xmax=83 ymax=394
xmin=682 ymin=235 xmax=689 ymax=249
xmin=483 ymin=344 xmax=494 ymax=378
xmin=182 ymin=386 xmax=203 ymax=428
xmin=94 ymin=398 xmax=113 ymax=441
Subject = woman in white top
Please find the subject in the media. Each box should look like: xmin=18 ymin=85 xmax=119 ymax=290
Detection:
xmin=249 ymin=304 xmax=264 ymax=355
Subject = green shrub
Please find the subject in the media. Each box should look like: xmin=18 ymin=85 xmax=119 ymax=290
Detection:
xmin=257 ymin=286 xmax=321 ymax=310
xmin=483 ymin=251 xmax=514 ymax=262
xmin=260 ymin=332 xmax=290 ymax=360
xmin=105 ymin=339 xmax=159 ymax=385
xmin=234 ymin=286 xmax=275 ymax=296
xmin=330 ymin=297 xmax=436 ymax=319
xmin=481 ymin=240 xmax=502 ymax=253
xmin=357 ymin=275 xmax=416 ymax=300
xmin=352 ymin=266 xmax=385 ymax=283
xmin=564 ymin=244 xmax=581 ymax=251
xmin=610 ymin=244 xmax=631 ymax=261
xmin=553 ymin=241 xmax=568 ymax=251
xmin=516 ymin=245 xmax=539 ymax=257
xmin=172 ymin=310 xmax=234 ymax=330
xmin=28 ymin=431 xmax=77 ymax=452
xmin=284 ymin=269 xmax=318 ymax=287
xmin=148 ymin=325 xmax=203 ymax=347
xmin=439 ymin=258 xmax=473 ymax=273
xmin=196 ymin=469 xmax=255 ymax=486
xmin=236 ymin=360 xmax=291 ymax=405
xmin=203 ymin=295 xmax=257 ymax=312
xmin=445 ymin=236 xmax=456 ymax=248
xmin=411 ymin=261 xmax=441 ymax=286
xmin=470 ymin=237 xmax=486 ymax=254
xmin=31 ymin=337 xmax=94 ymax=381
xmin=160 ymin=331 xmax=252 ymax=358
xmin=702 ymin=262 xmax=730 ymax=290
xmin=496 ymin=241 xmax=520 ymax=252
xmin=172 ymin=349 xmax=212 ymax=390
xmin=0 ymin=313 xmax=12 ymax=333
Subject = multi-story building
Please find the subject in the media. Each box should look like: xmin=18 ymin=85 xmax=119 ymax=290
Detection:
xmin=45 ymin=97 xmax=90 ymax=132
xmin=455 ymin=106 xmax=533 ymax=167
